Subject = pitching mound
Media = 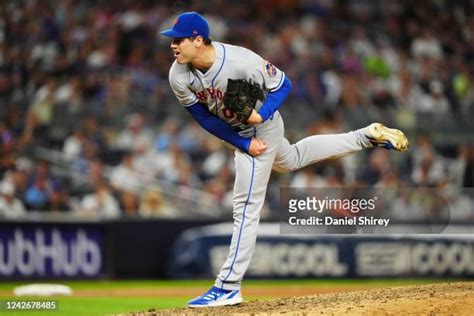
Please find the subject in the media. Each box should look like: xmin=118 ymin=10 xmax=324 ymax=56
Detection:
xmin=130 ymin=282 xmax=474 ymax=315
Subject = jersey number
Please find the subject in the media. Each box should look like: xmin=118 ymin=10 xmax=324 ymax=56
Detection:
xmin=222 ymin=108 xmax=235 ymax=118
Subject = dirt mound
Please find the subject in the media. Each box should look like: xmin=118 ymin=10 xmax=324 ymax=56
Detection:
xmin=129 ymin=282 xmax=474 ymax=315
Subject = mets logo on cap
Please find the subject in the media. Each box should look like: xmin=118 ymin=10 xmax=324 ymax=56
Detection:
xmin=264 ymin=60 xmax=277 ymax=78
xmin=173 ymin=17 xmax=179 ymax=26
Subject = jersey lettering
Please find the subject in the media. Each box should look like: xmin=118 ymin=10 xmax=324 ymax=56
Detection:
xmin=196 ymin=91 xmax=206 ymax=102
xmin=207 ymin=87 xmax=216 ymax=98
xmin=194 ymin=88 xmax=225 ymax=103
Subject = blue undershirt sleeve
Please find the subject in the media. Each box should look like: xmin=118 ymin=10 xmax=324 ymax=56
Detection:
xmin=258 ymin=76 xmax=292 ymax=122
xmin=186 ymin=102 xmax=251 ymax=153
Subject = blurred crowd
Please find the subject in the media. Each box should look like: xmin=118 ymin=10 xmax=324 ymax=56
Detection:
xmin=0 ymin=0 xmax=473 ymax=221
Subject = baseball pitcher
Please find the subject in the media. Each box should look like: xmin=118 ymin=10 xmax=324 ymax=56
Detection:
xmin=160 ymin=12 xmax=409 ymax=308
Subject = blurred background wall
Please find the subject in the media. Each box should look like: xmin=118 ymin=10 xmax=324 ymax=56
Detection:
xmin=0 ymin=0 xmax=473 ymax=280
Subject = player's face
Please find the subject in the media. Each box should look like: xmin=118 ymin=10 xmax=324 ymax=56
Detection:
xmin=170 ymin=37 xmax=198 ymax=64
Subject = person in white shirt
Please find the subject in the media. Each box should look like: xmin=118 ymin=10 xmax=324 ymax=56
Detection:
xmin=79 ymin=183 xmax=120 ymax=219
xmin=0 ymin=182 xmax=26 ymax=219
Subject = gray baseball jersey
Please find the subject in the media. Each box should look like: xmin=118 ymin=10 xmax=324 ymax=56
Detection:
xmin=168 ymin=41 xmax=372 ymax=290
xmin=169 ymin=41 xmax=284 ymax=133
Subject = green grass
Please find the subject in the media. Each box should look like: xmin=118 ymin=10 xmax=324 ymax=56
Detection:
xmin=0 ymin=278 xmax=467 ymax=316
xmin=1 ymin=297 xmax=188 ymax=316
xmin=0 ymin=279 xmax=211 ymax=291
xmin=0 ymin=278 xmax=460 ymax=290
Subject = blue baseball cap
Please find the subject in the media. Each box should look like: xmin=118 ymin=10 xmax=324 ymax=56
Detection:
xmin=160 ymin=12 xmax=210 ymax=39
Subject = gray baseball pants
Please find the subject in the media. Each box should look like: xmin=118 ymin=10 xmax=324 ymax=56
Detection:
xmin=215 ymin=111 xmax=370 ymax=290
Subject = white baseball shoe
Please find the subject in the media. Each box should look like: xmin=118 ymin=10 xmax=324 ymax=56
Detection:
xmin=187 ymin=286 xmax=243 ymax=308
xmin=364 ymin=123 xmax=409 ymax=152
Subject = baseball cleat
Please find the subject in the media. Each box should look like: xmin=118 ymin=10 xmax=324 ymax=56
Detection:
xmin=365 ymin=123 xmax=409 ymax=151
xmin=188 ymin=286 xmax=243 ymax=308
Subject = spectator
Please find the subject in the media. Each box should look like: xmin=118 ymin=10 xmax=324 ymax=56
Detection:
xmin=62 ymin=127 xmax=86 ymax=161
xmin=79 ymin=182 xmax=120 ymax=219
xmin=411 ymin=28 xmax=443 ymax=60
xmin=411 ymin=135 xmax=447 ymax=187
xmin=110 ymin=152 xmax=142 ymax=214
xmin=48 ymin=183 xmax=70 ymax=212
xmin=139 ymin=188 xmax=174 ymax=218
xmin=290 ymin=167 xmax=328 ymax=188
xmin=417 ymin=80 xmax=450 ymax=114
xmin=121 ymin=191 xmax=139 ymax=218
xmin=71 ymin=158 xmax=106 ymax=196
xmin=24 ymin=177 xmax=50 ymax=211
xmin=358 ymin=149 xmax=391 ymax=185
xmin=110 ymin=152 xmax=143 ymax=192
xmin=114 ymin=112 xmax=154 ymax=151
xmin=0 ymin=181 xmax=26 ymax=219
xmin=23 ymin=78 xmax=58 ymax=147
